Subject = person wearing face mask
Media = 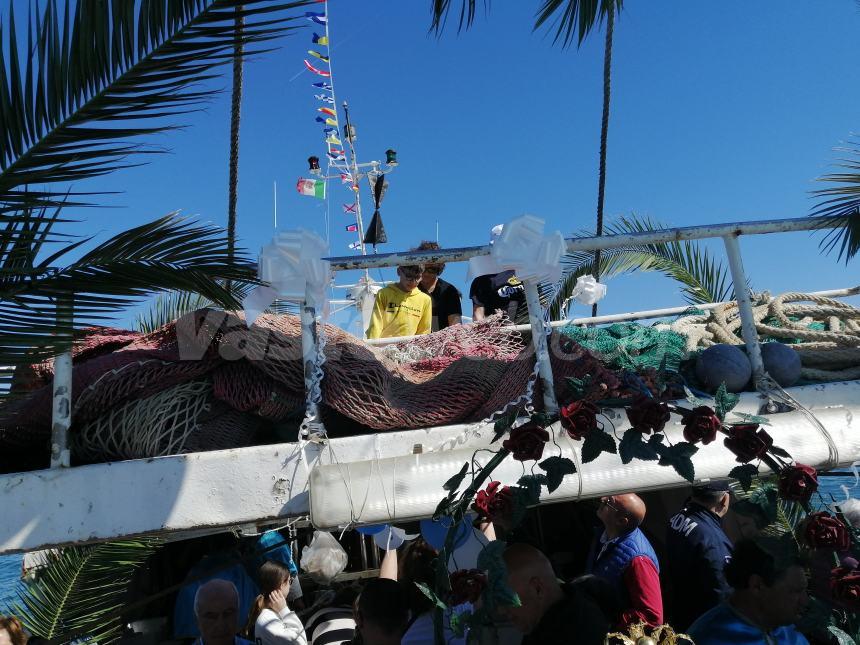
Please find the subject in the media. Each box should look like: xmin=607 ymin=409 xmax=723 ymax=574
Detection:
xmin=688 ymin=539 xmax=810 ymax=644
xmin=365 ymin=264 xmax=432 ymax=339
xmin=245 ymin=561 xmax=307 ymax=645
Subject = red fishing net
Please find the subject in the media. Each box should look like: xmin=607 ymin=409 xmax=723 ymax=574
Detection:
xmin=0 ymin=310 xmax=634 ymax=471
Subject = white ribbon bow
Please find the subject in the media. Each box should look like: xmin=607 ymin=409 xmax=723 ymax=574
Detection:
xmin=467 ymin=215 xmax=565 ymax=285
xmin=243 ymin=229 xmax=331 ymax=327
xmin=569 ymin=274 xmax=607 ymax=306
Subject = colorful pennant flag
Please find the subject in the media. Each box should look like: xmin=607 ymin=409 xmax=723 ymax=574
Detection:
xmin=345 ymin=223 xmax=358 ymax=232
xmin=327 ymin=151 xmax=345 ymax=161
xmin=340 ymin=173 xmax=353 ymax=184
xmin=315 ymin=94 xmax=334 ymax=104
xmin=313 ymin=82 xmax=332 ymax=91
xmin=318 ymin=107 xmax=336 ymax=117
xmin=304 ymin=60 xmax=331 ymax=77
xmin=326 ymin=133 xmax=342 ymax=145
xmin=305 ymin=12 xmax=327 ymax=25
xmin=308 ymin=50 xmax=330 ymax=63
xmin=323 ymin=127 xmax=337 ymax=135
xmin=315 ymin=116 xmax=338 ymax=126
xmin=343 ymin=203 xmax=357 ymax=214
xmin=329 ymin=148 xmax=345 ymax=156
xmin=296 ymin=177 xmax=326 ymax=199
xmin=312 ymin=33 xmax=329 ymax=46
xmin=348 ymin=241 xmax=361 ymax=250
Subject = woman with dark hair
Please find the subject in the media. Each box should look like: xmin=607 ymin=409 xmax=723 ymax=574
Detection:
xmin=0 ymin=615 xmax=27 ymax=645
xmin=244 ymin=561 xmax=307 ymax=645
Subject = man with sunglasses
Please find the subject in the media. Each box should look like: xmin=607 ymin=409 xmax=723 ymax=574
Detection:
xmin=413 ymin=241 xmax=462 ymax=331
xmin=366 ymin=264 xmax=432 ymax=339
xmin=586 ymin=493 xmax=663 ymax=628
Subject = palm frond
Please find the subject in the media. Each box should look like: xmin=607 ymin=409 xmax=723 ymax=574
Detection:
xmin=0 ymin=0 xmax=311 ymax=210
xmin=533 ymin=0 xmax=623 ymax=47
xmin=135 ymin=290 xmax=214 ymax=333
xmin=12 ymin=539 xmax=160 ymax=644
xmin=0 ymin=210 xmax=258 ymax=367
xmin=812 ymin=139 xmax=860 ymax=263
xmin=429 ymin=0 xmax=487 ymax=34
xmin=544 ymin=214 xmax=733 ymax=319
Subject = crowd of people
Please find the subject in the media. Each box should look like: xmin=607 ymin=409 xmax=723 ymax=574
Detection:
xmin=2 ymin=480 xmax=839 ymax=644
xmin=365 ymin=228 xmax=528 ymax=340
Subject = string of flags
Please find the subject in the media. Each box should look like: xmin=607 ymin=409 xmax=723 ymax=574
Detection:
xmin=295 ymin=2 xmax=363 ymax=252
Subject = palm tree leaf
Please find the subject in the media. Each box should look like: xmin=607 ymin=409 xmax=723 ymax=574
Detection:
xmin=12 ymin=539 xmax=160 ymax=644
xmin=135 ymin=289 xmax=214 ymax=333
xmin=533 ymin=0 xmax=623 ymax=47
xmin=811 ymin=139 xmax=860 ymax=263
xmin=543 ymin=214 xmax=733 ymax=319
xmin=0 ymin=211 xmax=258 ymax=367
xmin=0 ymin=0 xmax=312 ymax=210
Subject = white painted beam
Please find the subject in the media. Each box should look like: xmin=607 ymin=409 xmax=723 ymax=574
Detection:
xmin=3 ymin=381 xmax=860 ymax=554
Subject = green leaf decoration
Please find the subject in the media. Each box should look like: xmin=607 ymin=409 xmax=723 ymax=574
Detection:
xmin=538 ymin=456 xmax=577 ymax=493
xmin=433 ymin=493 xmax=458 ymax=519
xmin=13 ymin=539 xmax=159 ymax=644
xmin=415 ymin=582 xmax=448 ymax=611
xmin=619 ymin=429 xmax=660 ymax=464
xmin=769 ymin=445 xmax=792 ymax=459
xmin=530 ymin=411 xmax=551 ymax=427
xmin=516 ymin=474 xmax=547 ymax=506
xmin=581 ymin=430 xmax=618 ymax=464
xmin=728 ymin=464 xmax=759 ymax=491
xmin=714 ymin=383 xmax=739 ymax=422
xmin=492 ymin=408 xmax=519 ymax=442
xmin=443 ymin=462 xmax=470 ymax=492
xmin=827 ymin=626 xmax=856 ymax=645
xmin=749 ymin=484 xmax=780 ymax=525
xmin=657 ymin=441 xmax=699 ymax=483
xmin=731 ymin=411 xmax=772 ymax=426
xmin=566 ymin=375 xmax=593 ymax=399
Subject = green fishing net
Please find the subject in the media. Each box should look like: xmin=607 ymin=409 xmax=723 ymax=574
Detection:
xmin=558 ymin=322 xmax=688 ymax=372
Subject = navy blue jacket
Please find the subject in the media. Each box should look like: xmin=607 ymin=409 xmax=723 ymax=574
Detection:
xmin=585 ymin=527 xmax=660 ymax=608
xmin=665 ymin=500 xmax=733 ymax=631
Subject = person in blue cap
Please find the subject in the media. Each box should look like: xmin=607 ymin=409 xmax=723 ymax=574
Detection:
xmin=665 ymin=480 xmax=734 ymax=631
xmin=688 ymin=539 xmax=809 ymax=644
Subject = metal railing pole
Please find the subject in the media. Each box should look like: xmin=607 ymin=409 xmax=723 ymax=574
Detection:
xmin=523 ymin=280 xmax=559 ymax=415
xmin=300 ymin=286 xmax=322 ymax=437
xmin=722 ymin=234 xmax=765 ymax=386
xmin=51 ymin=351 xmax=72 ymax=468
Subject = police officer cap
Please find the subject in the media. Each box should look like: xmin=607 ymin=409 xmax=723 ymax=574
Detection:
xmin=692 ymin=480 xmax=731 ymax=495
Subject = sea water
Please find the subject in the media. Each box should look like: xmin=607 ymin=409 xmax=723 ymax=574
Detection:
xmin=0 ymin=554 xmax=22 ymax=612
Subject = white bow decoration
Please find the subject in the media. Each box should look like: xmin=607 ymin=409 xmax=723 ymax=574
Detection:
xmin=569 ymin=274 xmax=607 ymax=306
xmin=467 ymin=215 xmax=565 ymax=285
xmin=243 ymin=229 xmax=331 ymax=327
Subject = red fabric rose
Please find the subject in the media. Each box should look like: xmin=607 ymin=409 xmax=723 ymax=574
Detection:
xmin=681 ymin=405 xmax=721 ymax=445
xmin=723 ymin=424 xmax=773 ymax=463
xmin=625 ymin=397 xmax=671 ymax=435
xmin=778 ymin=463 xmax=819 ymax=503
xmin=804 ymin=512 xmax=850 ymax=551
xmin=472 ymin=481 xmax=515 ymax=522
xmin=831 ymin=566 xmax=860 ymax=610
xmin=449 ymin=569 xmax=487 ymax=605
xmin=502 ymin=422 xmax=550 ymax=462
xmin=560 ymin=400 xmax=599 ymax=441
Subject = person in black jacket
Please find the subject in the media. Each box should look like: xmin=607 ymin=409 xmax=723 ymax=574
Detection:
xmin=665 ymin=481 xmax=734 ymax=631
xmin=503 ymin=543 xmax=611 ymax=645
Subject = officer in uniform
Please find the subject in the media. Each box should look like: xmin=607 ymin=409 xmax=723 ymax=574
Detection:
xmin=665 ymin=481 xmax=734 ymax=631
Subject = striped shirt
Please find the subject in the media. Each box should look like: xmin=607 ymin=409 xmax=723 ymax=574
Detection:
xmin=304 ymin=607 xmax=355 ymax=645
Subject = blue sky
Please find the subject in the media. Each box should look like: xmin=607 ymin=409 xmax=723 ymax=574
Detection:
xmin=7 ymin=1 xmax=860 ymax=334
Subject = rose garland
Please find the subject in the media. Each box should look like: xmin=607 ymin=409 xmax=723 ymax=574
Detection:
xmin=425 ymin=357 xmax=860 ymax=642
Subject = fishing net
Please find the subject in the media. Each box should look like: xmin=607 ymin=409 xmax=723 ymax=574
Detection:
xmin=556 ymin=322 xmax=688 ymax=372
xmin=0 ymin=310 xmax=647 ymax=469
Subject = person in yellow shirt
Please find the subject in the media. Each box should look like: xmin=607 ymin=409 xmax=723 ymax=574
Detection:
xmin=366 ymin=264 xmax=432 ymax=339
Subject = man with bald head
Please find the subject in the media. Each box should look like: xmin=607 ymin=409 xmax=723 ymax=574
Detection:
xmin=586 ymin=493 xmax=664 ymax=627
xmin=194 ymin=579 xmax=253 ymax=645
xmin=503 ymin=543 xmax=611 ymax=644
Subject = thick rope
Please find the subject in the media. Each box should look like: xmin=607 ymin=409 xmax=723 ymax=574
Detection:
xmin=671 ymin=292 xmax=860 ymax=382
